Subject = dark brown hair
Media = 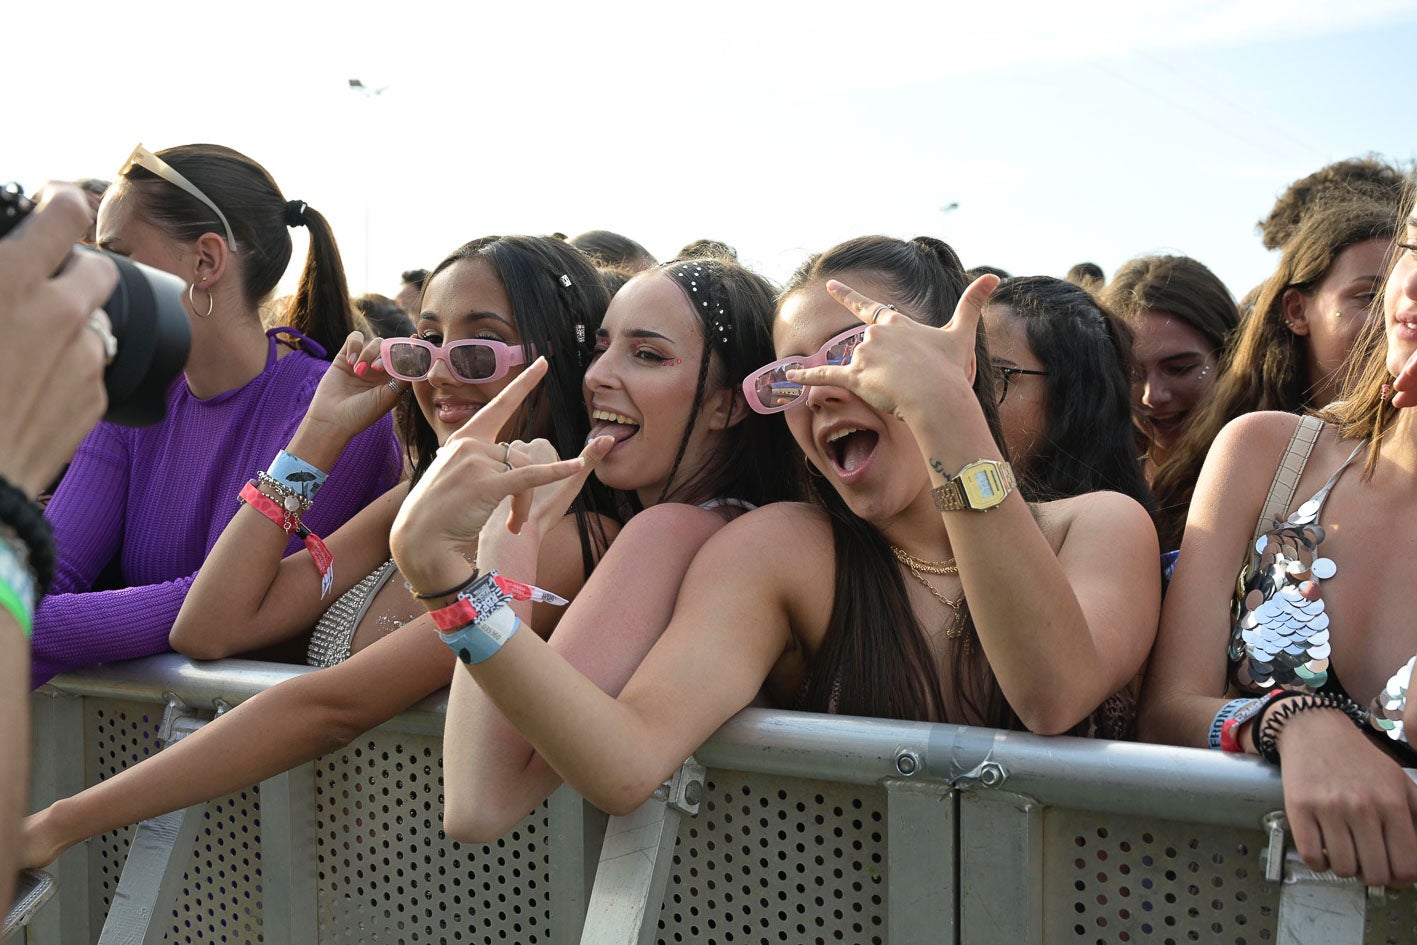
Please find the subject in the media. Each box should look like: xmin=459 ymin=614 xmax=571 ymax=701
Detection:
xmin=1259 ymin=155 xmax=1410 ymax=250
xmin=1102 ymin=255 xmax=1239 ymax=548
xmin=782 ymin=235 xmax=1019 ymax=729
xmin=120 ymin=143 xmax=355 ymax=358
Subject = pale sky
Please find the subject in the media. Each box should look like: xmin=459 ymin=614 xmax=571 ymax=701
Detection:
xmin=10 ymin=0 xmax=1417 ymax=300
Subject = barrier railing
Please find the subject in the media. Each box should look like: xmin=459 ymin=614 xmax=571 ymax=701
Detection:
xmin=20 ymin=654 xmax=1417 ymax=944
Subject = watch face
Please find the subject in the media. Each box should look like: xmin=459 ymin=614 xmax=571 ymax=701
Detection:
xmin=970 ymin=469 xmax=997 ymax=501
xmin=960 ymin=461 xmax=1009 ymax=509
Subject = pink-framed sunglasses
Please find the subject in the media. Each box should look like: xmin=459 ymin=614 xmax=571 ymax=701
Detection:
xmin=741 ymin=327 xmax=866 ymax=414
xmin=379 ymin=337 xmax=539 ymax=384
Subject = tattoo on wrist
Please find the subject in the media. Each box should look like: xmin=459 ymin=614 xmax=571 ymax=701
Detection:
xmin=930 ymin=458 xmax=947 ymax=476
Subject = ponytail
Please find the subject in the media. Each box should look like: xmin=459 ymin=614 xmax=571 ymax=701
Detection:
xmin=284 ymin=205 xmax=355 ymax=360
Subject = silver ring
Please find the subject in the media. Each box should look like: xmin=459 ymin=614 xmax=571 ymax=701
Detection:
xmin=501 ymin=442 xmax=513 ymax=472
xmin=871 ymin=303 xmax=896 ymax=324
xmin=85 ymin=315 xmax=118 ymax=364
xmin=387 ymin=379 xmax=403 ymax=394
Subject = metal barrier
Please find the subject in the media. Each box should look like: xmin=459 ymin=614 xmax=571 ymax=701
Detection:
xmin=20 ymin=654 xmax=1417 ymax=944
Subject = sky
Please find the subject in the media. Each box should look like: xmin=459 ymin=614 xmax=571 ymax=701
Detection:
xmin=8 ymin=0 xmax=1417 ymax=299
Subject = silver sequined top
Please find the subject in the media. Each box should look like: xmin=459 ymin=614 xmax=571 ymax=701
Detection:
xmin=306 ymin=558 xmax=399 ymax=668
xmin=1231 ymin=442 xmax=1364 ymax=692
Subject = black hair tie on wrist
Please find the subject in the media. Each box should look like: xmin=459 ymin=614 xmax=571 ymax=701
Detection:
xmin=1255 ymin=691 xmax=1370 ymax=766
xmin=0 ymin=476 xmax=55 ymax=595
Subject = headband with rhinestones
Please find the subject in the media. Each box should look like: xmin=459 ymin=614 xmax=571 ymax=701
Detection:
xmin=668 ymin=262 xmax=733 ymax=346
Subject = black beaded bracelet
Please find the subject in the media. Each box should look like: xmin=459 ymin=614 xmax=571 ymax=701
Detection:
xmin=0 ymin=475 xmax=54 ymax=595
xmin=1255 ymin=691 xmax=1370 ymax=766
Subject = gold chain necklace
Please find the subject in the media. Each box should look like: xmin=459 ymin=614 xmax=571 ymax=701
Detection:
xmin=891 ymin=545 xmax=957 ymax=575
xmin=891 ymin=545 xmax=965 ymax=642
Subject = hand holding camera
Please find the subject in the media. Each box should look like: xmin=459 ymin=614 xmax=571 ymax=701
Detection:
xmin=0 ymin=184 xmax=119 ymax=499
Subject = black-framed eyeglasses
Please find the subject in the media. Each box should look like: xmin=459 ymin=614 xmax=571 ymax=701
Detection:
xmin=994 ymin=364 xmax=1048 ymax=405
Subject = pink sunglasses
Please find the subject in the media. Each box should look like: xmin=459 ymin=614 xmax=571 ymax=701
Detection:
xmin=379 ymin=337 xmax=539 ymax=384
xmin=740 ymin=327 xmax=865 ymax=414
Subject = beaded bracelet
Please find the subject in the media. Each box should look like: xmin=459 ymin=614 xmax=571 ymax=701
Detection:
xmin=0 ymin=475 xmax=54 ymax=595
xmin=1255 ymin=691 xmax=1370 ymax=766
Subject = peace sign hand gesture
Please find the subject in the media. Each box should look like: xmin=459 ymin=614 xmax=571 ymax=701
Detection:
xmin=390 ymin=358 xmax=613 ymax=589
xmin=786 ymin=274 xmax=999 ymax=425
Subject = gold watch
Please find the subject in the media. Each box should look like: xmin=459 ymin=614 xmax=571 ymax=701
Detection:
xmin=932 ymin=459 xmax=1015 ymax=512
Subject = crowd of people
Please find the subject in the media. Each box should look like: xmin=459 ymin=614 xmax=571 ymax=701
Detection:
xmin=4 ymin=144 xmax=1417 ymax=915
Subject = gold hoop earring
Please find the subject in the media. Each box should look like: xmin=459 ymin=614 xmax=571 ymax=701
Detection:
xmin=188 ymin=282 xmax=214 ymax=319
xmin=804 ymin=455 xmax=824 ymax=479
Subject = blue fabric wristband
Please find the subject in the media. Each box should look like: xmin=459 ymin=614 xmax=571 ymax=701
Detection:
xmin=439 ymin=605 xmax=521 ymax=665
xmin=267 ymin=449 xmax=329 ymax=503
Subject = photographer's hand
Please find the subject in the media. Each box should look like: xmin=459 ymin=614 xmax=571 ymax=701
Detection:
xmin=0 ymin=184 xmax=117 ymax=498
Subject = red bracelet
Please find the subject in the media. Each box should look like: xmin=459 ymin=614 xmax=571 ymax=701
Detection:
xmin=1220 ymin=688 xmax=1285 ymax=753
xmin=239 ymin=481 xmax=335 ymax=598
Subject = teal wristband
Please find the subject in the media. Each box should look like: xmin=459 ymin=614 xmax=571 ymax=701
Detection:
xmin=0 ymin=578 xmax=33 ymax=638
xmin=440 ymin=605 xmax=520 ymax=664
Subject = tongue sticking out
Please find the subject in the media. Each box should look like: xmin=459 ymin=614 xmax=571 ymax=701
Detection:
xmin=832 ymin=430 xmax=879 ymax=473
xmin=589 ymin=420 xmax=639 ymax=444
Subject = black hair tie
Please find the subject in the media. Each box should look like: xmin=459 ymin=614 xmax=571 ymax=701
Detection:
xmin=0 ymin=476 xmax=55 ymax=595
xmin=284 ymin=200 xmax=309 ymax=228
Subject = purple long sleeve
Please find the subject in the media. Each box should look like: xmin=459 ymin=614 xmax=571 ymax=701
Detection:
xmin=32 ymin=343 xmax=402 ymax=687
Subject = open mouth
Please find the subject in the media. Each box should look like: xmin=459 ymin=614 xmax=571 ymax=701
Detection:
xmin=589 ymin=408 xmax=640 ymax=449
xmin=435 ymin=400 xmax=484 ymax=426
xmin=824 ymin=427 xmax=880 ymax=478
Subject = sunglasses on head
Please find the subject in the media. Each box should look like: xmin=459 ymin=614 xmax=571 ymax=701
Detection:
xmin=119 ymin=144 xmax=237 ymax=250
xmin=379 ymin=337 xmax=540 ymax=385
xmin=741 ymin=327 xmax=866 ymax=414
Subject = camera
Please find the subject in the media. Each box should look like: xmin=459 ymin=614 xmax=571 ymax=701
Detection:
xmin=0 ymin=182 xmax=190 ymax=427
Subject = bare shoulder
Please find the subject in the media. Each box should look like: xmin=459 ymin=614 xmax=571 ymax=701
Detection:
xmin=687 ymin=501 xmax=834 ymax=579
xmin=1212 ymin=410 xmax=1315 ymax=465
xmin=609 ymin=502 xmax=739 ymax=550
xmin=1035 ymin=491 xmax=1156 ymax=556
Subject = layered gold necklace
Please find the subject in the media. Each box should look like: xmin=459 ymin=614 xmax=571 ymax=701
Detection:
xmin=890 ymin=545 xmax=967 ymax=645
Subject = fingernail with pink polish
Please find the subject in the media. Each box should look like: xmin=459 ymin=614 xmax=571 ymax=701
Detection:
xmin=354 ymin=361 xmax=369 ymax=377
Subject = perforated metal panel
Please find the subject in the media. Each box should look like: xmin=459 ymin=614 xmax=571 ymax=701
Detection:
xmin=85 ymin=700 xmax=265 ymax=945
xmin=1044 ymin=809 xmax=1417 ymax=945
xmin=656 ymin=771 xmax=886 ymax=945
xmin=313 ymin=732 xmax=551 ymax=944
xmin=166 ymin=788 xmax=263 ymax=944
xmin=86 ymin=700 xmax=154 ymax=932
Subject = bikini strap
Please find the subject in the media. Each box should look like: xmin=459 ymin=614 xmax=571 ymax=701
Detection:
xmin=1251 ymin=415 xmax=1323 ymax=550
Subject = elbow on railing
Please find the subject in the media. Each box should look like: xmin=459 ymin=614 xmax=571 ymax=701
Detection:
xmin=1011 ymin=692 xmax=1097 ymax=738
xmin=168 ymin=625 xmax=242 ymax=662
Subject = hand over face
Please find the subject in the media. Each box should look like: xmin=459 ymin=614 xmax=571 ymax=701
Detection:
xmin=785 ymin=274 xmax=998 ymax=424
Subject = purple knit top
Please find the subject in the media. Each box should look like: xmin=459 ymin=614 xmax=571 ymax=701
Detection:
xmin=32 ymin=330 xmax=403 ymax=687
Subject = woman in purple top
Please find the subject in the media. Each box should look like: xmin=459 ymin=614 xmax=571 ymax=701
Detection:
xmin=31 ymin=144 xmax=400 ymax=687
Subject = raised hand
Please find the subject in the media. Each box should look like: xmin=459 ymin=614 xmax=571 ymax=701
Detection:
xmin=301 ymin=331 xmax=405 ymax=437
xmin=390 ymin=358 xmax=611 ymax=589
xmin=785 ymin=275 xmax=998 ymax=424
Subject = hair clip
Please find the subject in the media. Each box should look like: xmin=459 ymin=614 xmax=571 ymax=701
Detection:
xmin=559 ymin=274 xmax=573 ymax=287
xmin=575 ymin=323 xmax=586 ymax=344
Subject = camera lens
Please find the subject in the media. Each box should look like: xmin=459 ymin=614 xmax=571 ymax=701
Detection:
xmin=82 ymin=249 xmax=191 ymax=426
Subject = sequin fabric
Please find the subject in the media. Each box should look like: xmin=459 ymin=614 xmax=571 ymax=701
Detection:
xmin=1230 ymin=444 xmax=1364 ymax=692
xmin=1371 ymin=655 xmax=1415 ymax=743
xmin=306 ymin=559 xmax=398 ymax=668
